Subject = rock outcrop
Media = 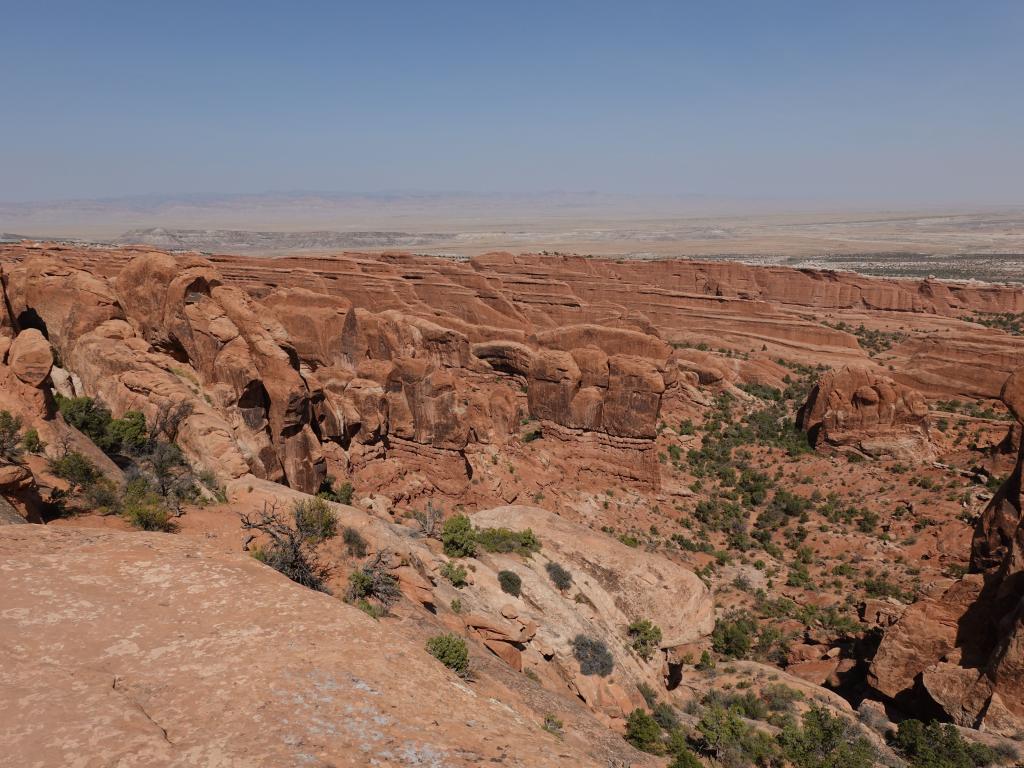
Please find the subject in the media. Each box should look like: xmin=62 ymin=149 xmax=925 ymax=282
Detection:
xmin=868 ymin=368 xmax=1024 ymax=735
xmin=0 ymin=523 xmax=637 ymax=767
xmin=799 ymin=365 xmax=932 ymax=460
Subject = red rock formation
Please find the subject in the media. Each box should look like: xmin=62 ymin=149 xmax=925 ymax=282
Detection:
xmin=799 ymin=365 xmax=932 ymax=460
xmin=869 ymin=368 xmax=1024 ymax=735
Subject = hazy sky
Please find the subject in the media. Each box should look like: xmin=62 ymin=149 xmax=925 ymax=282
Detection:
xmin=3 ymin=0 xmax=1022 ymax=204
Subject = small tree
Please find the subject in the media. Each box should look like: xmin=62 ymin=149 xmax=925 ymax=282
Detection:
xmin=628 ymin=619 xmax=663 ymax=660
xmin=545 ymin=561 xmax=572 ymax=591
xmin=426 ymin=633 xmax=469 ymax=676
xmin=571 ymin=634 xmax=614 ymax=676
xmin=0 ymin=410 xmax=23 ymax=461
xmin=441 ymin=514 xmax=477 ymax=557
xmin=498 ymin=569 xmax=522 ymax=596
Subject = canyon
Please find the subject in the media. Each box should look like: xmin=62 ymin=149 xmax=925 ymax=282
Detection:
xmin=3 ymin=240 xmax=1024 ymax=766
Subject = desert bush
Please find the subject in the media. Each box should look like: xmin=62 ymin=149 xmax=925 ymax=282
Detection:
xmin=342 ymin=526 xmax=368 ymax=557
xmin=294 ymin=497 xmax=338 ymax=543
xmin=637 ymin=681 xmax=659 ymax=707
xmin=625 ymin=708 xmax=665 ymax=754
xmin=545 ymin=561 xmax=572 ymax=591
xmin=48 ymin=450 xmax=102 ymax=492
xmin=542 ymin=713 xmax=564 ymax=736
xmin=56 ymin=395 xmax=112 ymax=445
xmin=779 ymin=705 xmax=875 ymax=768
xmin=476 ymin=526 xmax=540 ymax=556
xmin=441 ymin=560 xmax=468 ymax=587
xmin=441 ymin=514 xmax=477 ymax=557
xmin=426 ymin=633 xmax=469 ymax=675
xmin=891 ymin=719 xmax=997 ymax=768
xmin=0 ymin=410 xmax=23 ymax=460
xmin=652 ymin=702 xmax=680 ymax=731
xmin=761 ymin=682 xmax=803 ymax=712
xmin=104 ymin=410 xmax=148 ymax=454
xmin=498 ymin=569 xmax=522 ymax=596
xmin=317 ymin=476 xmax=354 ymax=504
xmin=696 ymin=703 xmax=779 ymax=767
xmin=240 ymin=500 xmax=335 ymax=592
xmin=122 ymin=488 xmax=176 ymax=532
xmin=346 ymin=551 xmax=401 ymax=612
xmin=628 ymin=618 xmax=663 ymax=660
xmin=711 ymin=612 xmax=758 ymax=659
xmin=21 ymin=427 xmax=45 ymax=454
xmin=571 ymin=634 xmax=614 ymax=676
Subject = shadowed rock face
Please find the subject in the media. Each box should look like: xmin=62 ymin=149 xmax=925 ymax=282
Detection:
xmin=868 ymin=368 xmax=1024 ymax=736
xmin=799 ymin=365 xmax=932 ymax=460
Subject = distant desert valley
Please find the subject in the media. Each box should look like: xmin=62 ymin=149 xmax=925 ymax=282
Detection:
xmin=4 ymin=209 xmax=1024 ymax=766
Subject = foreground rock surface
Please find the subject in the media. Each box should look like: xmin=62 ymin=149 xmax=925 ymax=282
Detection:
xmin=0 ymin=525 xmax=622 ymax=767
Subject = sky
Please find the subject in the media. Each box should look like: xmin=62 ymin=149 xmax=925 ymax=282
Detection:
xmin=2 ymin=0 xmax=1023 ymax=205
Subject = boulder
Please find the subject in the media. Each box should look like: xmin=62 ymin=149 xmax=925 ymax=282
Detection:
xmin=799 ymin=365 xmax=932 ymax=460
xmin=7 ymin=329 xmax=52 ymax=387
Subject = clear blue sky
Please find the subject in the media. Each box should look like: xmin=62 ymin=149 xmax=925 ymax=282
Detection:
xmin=2 ymin=0 xmax=1022 ymax=204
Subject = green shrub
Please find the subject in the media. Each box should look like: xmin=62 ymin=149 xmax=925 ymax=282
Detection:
xmin=780 ymin=705 xmax=875 ymax=768
xmin=669 ymin=747 xmax=702 ymax=768
xmin=498 ymin=569 xmax=522 ymax=596
xmin=625 ymin=708 xmax=665 ymax=754
xmin=652 ymin=702 xmax=680 ymax=732
xmin=346 ymin=554 xmax=401 ymax=612
xmin=21 ymin=427 xmax=45 ymax=454
xmin=441 ymin=560 xmax=468 ymax=587
xmin=892 ymin=719 xmax=997 ymax=768
xmin=426 ymin=633 xmax=469 ymax=675
xmin=542 ymin=713 xmax=564 ymax=736
xmin=545 ymin=560 xmax=573 ymax=591
xmin=293 ymin=497 xmax=338 ymax=543
xmin=696 ymin=703 xmax=779 ymax=767
xmin=0 ymin=410 xmax=23 ymax=460
xmin=122 ymin=488 xmax=176 ymax=532
xmin=105 ymin=410 xmax=148 ymax=454
xmin=571 ymin=634 xmax=614 ymax=676
xmin=441 ymin=514 xmax=477 ymax=557
xmin=628 ymin=619 xmax=663 ymax=660
xmin=57 ymin=395 xmax=112 ymax=445
xmin=476 ymin=526 xmax=540 ymax=556
xmin=711 ymin=612 xmax=758 ymax=659
xmin=342 ymin=526 xmax=368 ymax=557
xmin=450 ymin=597 xmax=463 ymax=613
xmin=317 ymin=476 xmax=354 ymax=504
xmin=48 ymin=451 xmax=102 ymax=491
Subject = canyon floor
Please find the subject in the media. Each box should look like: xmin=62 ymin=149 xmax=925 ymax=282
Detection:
xmin=2 ymin=240 xmax=1024 ymax=767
